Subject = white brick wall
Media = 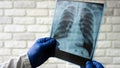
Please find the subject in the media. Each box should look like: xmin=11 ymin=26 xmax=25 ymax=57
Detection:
xmin=0 ymin=17 xmax=12 ymax=24
xmin=0 ymin=41 xmax=3 ymax=48
xmin=0 ymin=1 xmax=12 ymax=8
xmin=14 ymin=1 xmax=35 ymax=8
xmin=26 ymin=9 xmax=48 ymax=16
xmin=4 ymin=41 xmax=26 ymax=48
xmin=4 ymin=25 xmax=25 ymax=32
xmin=0 ymin=33 xmax=12 ymax=40
xmin=27 ymin=25 xmax=49 ymax=32
xmin=0 ymin=10 xmax=3 ymax=16
xmin=14 ymin=17 xmax=35 ymax=24
xmin=0 ymin=25 xmax=3 ymax=32
xmin=13 ymin=33 xmax=35 ymax=40
xmin=0 ymin=0 xmax=119 ymax=68
xmin=5 ymin=9 xmax=25 ymax=16
xmin=0 ymin=49 xmax=11 ymax=55
xmin=36 ymin=1 xmax=48 ymax=8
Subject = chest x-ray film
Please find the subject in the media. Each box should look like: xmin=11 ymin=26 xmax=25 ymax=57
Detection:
xmin=50 ymin=0 xmax=105 ymax=65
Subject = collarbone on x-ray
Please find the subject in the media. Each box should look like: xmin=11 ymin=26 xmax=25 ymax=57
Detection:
xmin=51 ymin=0 xmax=104 ymax=59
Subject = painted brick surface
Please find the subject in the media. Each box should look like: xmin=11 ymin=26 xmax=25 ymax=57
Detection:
xmin=0 ymin=0 xmax=119 ymax=68
xmin=0 ymin=17 xmax=12 ymax=24
xmin=0 ymin=1 xmax=12 ymax=8
xmin=14 ymin=17 xmax=35 ymax=24
xmin=5 ymin=9 xmax=25 ymax=16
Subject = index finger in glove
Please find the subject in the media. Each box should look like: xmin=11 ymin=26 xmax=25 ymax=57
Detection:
xmin=93 ymin=61 xmax=104 ymax=68
xmin=86 ymin=61 xmax=93 ymax=68
xmin=42 ymin=38 xmax=56 ymax=47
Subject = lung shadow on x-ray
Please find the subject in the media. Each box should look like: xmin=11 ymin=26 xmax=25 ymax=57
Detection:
xmin=78 ymin=4 xmax=104 ymax=57
xmin=54 ymin=6 xmax=75 ymax=39
xmin=79 ymin=7 xmax=94 ymax=57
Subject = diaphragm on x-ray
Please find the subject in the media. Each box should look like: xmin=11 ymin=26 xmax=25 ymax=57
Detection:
xmin=51 ymin=0 xmax=104 ymax=59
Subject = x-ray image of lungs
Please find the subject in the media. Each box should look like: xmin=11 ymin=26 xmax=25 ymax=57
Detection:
xmin=79 ymin=7 xmax=94 ymax=57
xmin=79 ymin=3 xmax=104 ymax=58
xmin=53 ymin=6 xmax=75 ymax=39
xmin=51 ymin=0 xmax=104 ymax=59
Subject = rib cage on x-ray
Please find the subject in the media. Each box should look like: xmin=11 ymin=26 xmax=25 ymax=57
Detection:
xmin=53 ymin=6 xmax=75 ymax=39
xmin=52 ymin=1 xmax=104 ymax=58
xmin=79 ymin=7 xmax=94 ymax=56
xmin=79 ymin=4 xmax=103 ymax=56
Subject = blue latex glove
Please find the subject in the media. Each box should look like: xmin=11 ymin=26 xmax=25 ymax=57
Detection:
xmin=27 ymin=37 xmax=56 ymax=68
xmin=81 ymin=61 xmax=104 ymax=68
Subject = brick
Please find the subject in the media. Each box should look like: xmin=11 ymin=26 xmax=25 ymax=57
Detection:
xmin=114 ymin=9 xmax=120 ymax=16
xmin=94 ymin=49 xmax=105 ymax=57
xmin=13 ymin=33 xmax=35 ymax=40
xmin=0 ymin=33 xmax=11 ymax=40
xmin=107 ymin=1 xmax=120 ymax=8
xmin=49 ymin=9 xmax=54 ymax=16
xmin=100 ymin=25 xmax=112 ymax=32
xmin=106 ymin=49 xmax=120 ymax=57
xmin=106 ymin=17 xmax=120 ymax=24
xmin=12 ymin=49 xmax=28 ymax=55
xmin=106 ymin=65 xmax=120 ymax=68
xmin=114 ymin=1 xmax=120 ymax=8
xmin=48 ymin=1 xmax=55 ymax=9
xmin=0 ymin=10 xmax=3 ymax=16
xmin=97 ymin=33 xmax=106 ymax=40
xmin=0 ymin=56 xmax=3 ymax=63
xmin=4 ymin=25 xmax=25 ymax=32
xmin=26 ymin=9 xmax=48 ymax=16
xmin=81 ymin=0 xmax=104 ymax=4
xmin=36 ymin=17 xmax=53 ymax=24
xmin=112 ymin=41 xmax=120 ymax=48
xmin=104 ymin=8 xmax=114 ymax=16
xmin=0 ymin=17 xmax=12 ymax=24
xmin=97 ymin=41 xmax=111 ymax=48
xmin=4 ymin=41 xmax=26 ymax=48
xmin=0 ymin=25 xmax=3 ymax=32
xmin=0 ymin=49 xmax=11 ymax=55
xmin=101 ymin=16 xmax=106 ymax=24
xmin=94 ymin=57 xmax=113 ymax=64
xmin=0 ymin=41 xmax=3 ymax=47
xmin=27 ymin=25 xmax=49 ymax=32
xmin=113 ymin=25 xmax=120 ymax=32
xmin=14 ymin=1 xmax=35 ymax=8
xmin=113 ymin=57 xmax=120 ymax=64
xmin=107 ymin=33 xmax=120 ymax=40
xmin=5 ymin=9 xmax=25 ymax=16
xmin=0 ymin=1 xmax=12 ymax=8
xmin=36 ymin=1 xmax=48 ymax=8
xmin=36 ymin=33 xmax=50 ymax=39
xmin=27 ymin=41 xmax=35 ymax=48
xmin=14 ymin=17 xmax=34 ymax=24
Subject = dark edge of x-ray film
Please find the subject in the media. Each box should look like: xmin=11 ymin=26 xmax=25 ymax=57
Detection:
xmin=55 ymin=49 xmax=91 ymax=66
xmin=50 ymin=0 xmax=105 ymax=66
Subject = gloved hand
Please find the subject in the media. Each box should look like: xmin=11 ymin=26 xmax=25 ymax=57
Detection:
xmin=81 ymin=60 xmax=104 ymax=68
xmin=27 ymin=37 xmax=56 ymax=68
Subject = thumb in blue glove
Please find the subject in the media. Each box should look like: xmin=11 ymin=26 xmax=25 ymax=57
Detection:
xmin=27 ymin=37 xmax=56 ymax=68
xmin=86 ymin=61 xmax=104 ymax=68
